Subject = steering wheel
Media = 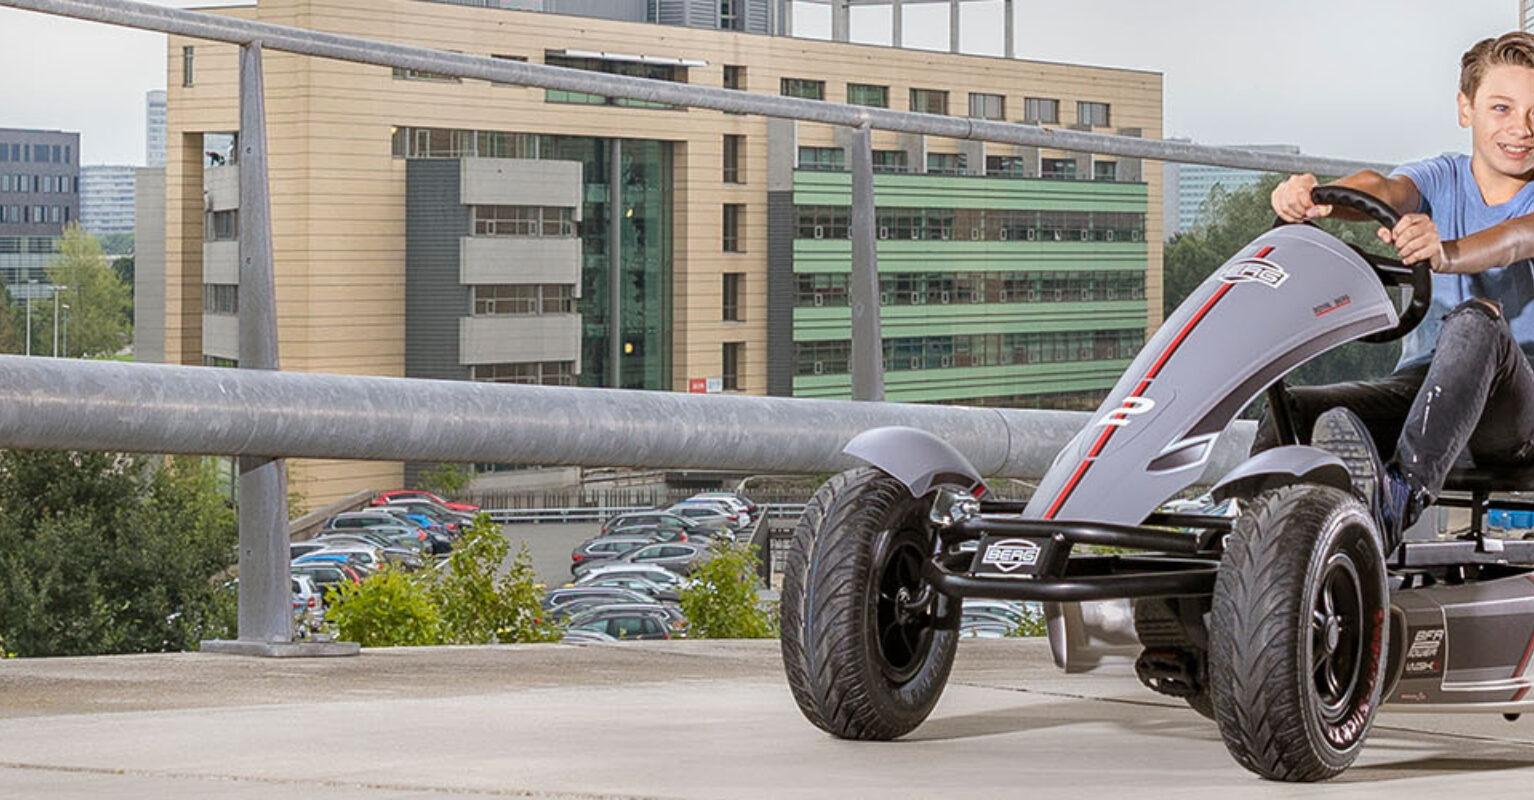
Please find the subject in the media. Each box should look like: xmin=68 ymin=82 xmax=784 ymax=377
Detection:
xmin=1275 ymin=186 xmax=1432 ymax=343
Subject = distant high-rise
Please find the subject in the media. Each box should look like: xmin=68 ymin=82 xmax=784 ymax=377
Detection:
xmin=146 ymin=90 xmax=167 ymax=168
xmin=0 ymin=127 xmax=80 ymax=299
xmin=80 ymin=165 xmax=137 ymax=237
xmin=1524 ymin=0 xmax=1534 ymax=32
xmin=1162 ymin=142 xmax=1299 ymax=238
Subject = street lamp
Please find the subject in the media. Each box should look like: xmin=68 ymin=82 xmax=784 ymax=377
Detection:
xmin=52 ymin=284 xmax=67 ymax=358
xmin=24 ymin=279 xmax=37 ymax=357
xmin=60 ymin=303 xmax=70 ymax=358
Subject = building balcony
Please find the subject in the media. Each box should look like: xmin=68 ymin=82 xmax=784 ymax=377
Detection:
xmin=203 ymin=240 xmax=238 ymax=284
xmin=202 ymin=312 xmax=238 ymax=361
xmin=459 ymin=158 xmax=582 ymax=210
xmin=204 ymin=164 xmax=239 ymax=212
xmin=459 ymin=236 xmax=581 ymax=285
xmin=459 ymin=313 xmax=581 ymax=367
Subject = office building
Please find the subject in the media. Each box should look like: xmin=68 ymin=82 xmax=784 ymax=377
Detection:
xmin=80 ymin=165 xmax=137 ymax=237
xmin=1163 ymin=143 xmax=1298 ymax=237
xmin=0 ymin=127 xmax=80 ymax=298
xmin=147 ymin=90 xmax=168 ymax=168
xmin=151 ymin=0 xmax=1162 ymax=504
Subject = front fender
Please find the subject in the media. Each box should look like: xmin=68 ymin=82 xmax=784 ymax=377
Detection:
xmin=843 ymin=426 xmax=986 ymax=498
xmin=1209 ymin=445 xmax=1352 ymax=501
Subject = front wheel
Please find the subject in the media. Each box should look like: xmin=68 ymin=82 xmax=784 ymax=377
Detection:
xmin=780 ymin=467 xmax=959 ymax=739
xmin=1209 ymin=484 xmax=1389 ymax=782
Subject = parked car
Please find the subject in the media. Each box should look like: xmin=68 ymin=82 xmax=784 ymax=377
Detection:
xmin=380 ymin=498 xmax=474 ymax=527
xmin=961 ymin=599 xmax=1039 ymax=631
xmin=570 ymin=534 xmax=657 ymax=576
xmin=600 ymin=510 xmax=722 ymax=536
xmin=292 ymin=563 xmax=363 ymax=599
xmin=958 ymin=621 xmax=1014 ymax=639
xmin=316 ymin=528 xmax=428 ymax=555
xmin=294 ymin=548 xmax=390 ymax=573
xmin=615 ymin=542 xmax=709 ymax=575
xmin=291 ymin=541 xmax=327 ymax=560
xmin=687 ymin=492 xmax=757 ymax=521
xmin=604 ymin=523 xmax=691 ymax=544
xmin=371 ymin=489 xmax=479 ymax=513
xmin=561 ymin=628 xmax=617 ymax=644
xmin=292 ymin=575 xmax=325 ymax=634
xmin=312 ymin=535 xmax=425 ymax=569
xmin=543 ymin=586 xmax=657 ymax=611
xmin=673 ymin=497 xmax=750 ymax=527
xmin=578 ymin=575 xmax=680 ymax=603
xmin=567 ymin=605 xmax=685 ymax=640
xmin=573 ymin=563 xmax=688 ymax=590
xmin=328 ymin=510 xmax=433 ymax=535
xmin=664 ymin=503 xmax=742 ymax=532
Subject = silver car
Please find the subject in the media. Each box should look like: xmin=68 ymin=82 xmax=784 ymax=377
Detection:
xmin=616 ymin=542 xmax=709 ymax=575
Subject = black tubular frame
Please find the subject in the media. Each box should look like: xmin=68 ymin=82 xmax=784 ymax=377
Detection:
xmin=928 ymin=512 xmax=1229 ymax=602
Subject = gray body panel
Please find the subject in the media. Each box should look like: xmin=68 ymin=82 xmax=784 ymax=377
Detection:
xmin=1385 ymin=572 xmax=1534 ymax=712
xmin=1022 ymin=223 xmax=1396 ymax=524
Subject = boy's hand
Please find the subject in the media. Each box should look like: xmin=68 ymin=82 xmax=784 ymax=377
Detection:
xmin=1272 ymin=174 xmax=1329 ymax=222
xmin=1377 ymin=213 xmax=1445 ymax=269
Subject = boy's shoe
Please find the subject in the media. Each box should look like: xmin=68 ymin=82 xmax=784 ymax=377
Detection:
xmin=1310 ymin=407 xmax=1424 ymax=553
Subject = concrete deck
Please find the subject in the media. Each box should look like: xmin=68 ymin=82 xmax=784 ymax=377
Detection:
xmin=2 ymin=639 xmax=1534 ymax=798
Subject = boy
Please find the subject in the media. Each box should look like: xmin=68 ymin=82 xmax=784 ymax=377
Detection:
xmin=1257 ymin=31 xmax=1534 ymax=552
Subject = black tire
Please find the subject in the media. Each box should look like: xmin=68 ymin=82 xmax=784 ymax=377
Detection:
xmin=780 ymin=467 xmax=959 ymax=740
xmin=1209 ymin=484 xmax=1389 ymax=782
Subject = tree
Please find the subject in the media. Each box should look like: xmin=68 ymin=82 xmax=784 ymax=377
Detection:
xmin=0 ymin=297 xmax=22 ymax=355
xmin=0 ymin=453 xmax=238 ymax=657
xmin=1163 ymin=175 xmax=1401 ymax=391
xmin=26 ymin=225 xmax=133 ymax=358
xmin=417 ymin=462 xmax=472 ymax=501
xmin=678 ymin=539 xmax=775 ymax=639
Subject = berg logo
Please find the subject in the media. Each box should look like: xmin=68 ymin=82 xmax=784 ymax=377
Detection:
xmin=1095 ymin=397 xmax=1156 ymax=428
xmin=980 ymin=538 xmax=1041 ymax=573
xmin=1219 ymin=258 xmax=1289 ymax=289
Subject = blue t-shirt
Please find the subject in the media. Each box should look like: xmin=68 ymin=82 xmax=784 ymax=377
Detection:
xmin=1391 ymin=153 xmax=1534 ymax=369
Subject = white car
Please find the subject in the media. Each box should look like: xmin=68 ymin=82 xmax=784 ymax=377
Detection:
xmin=573 ymin=563 xmax=690 ymax=589
xmin=668 ymin=500 xmax=749 ymax=530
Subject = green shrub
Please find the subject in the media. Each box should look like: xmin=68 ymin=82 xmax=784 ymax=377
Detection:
xmin=326 ymin=569 xmax=441 ymax=647
xmin=417 ymin=463 xmax=472 ymax=501
xmin=679 ymin=539 xmax=775 ymax=639
xmin=1005 ymin=603 xmax=1048 ymax=638
xmin=429 ymin=514 xmax=560 ymax=644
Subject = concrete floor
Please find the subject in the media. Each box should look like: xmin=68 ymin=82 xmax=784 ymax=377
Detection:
xmin=3 ymin=639 xmax=1534 ymax=798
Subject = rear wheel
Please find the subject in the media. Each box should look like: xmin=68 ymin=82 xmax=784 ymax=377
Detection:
xmin=780 ymin=467 xmax=959 ymax=739
xmin=1209 ymin=484 xmax=1388 ymax=782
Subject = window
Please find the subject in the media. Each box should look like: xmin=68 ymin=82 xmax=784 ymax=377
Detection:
xmin=392 ymin=127 xmax=547 ymax=160
xmin=986 ymin=155 xmax=1030 ymax=177
xmin=847 ymin=83 xmax=889 ymax=108
xmin=472 ymin=284 xmax=575 ymax=315
xmin=1041 ymin=158 xmax=1077 ymax=180
xmin=1078 ymin=101 xmax=1111 ymax=127
xmin=472 ymin=206 xmax=576 ymax=237
xmin=205 ymin=209 xmax=239 ymax=241
xmin=183 ymin=46 xmax=195 ymax=87
xmin=723 ymin=134 xmax=743 ymax=183
xmin=545 ymin=54 xmax=686 ymax=109
xmin=909 ymin=88 xmax=949 ymax=115
xmin=1023 ymin=97 xmax=1059 ymax=124
xmin=723 ymin=204 xmax=744 ymax=252
xmin=926 ymin=152 xmax=967 ymax=176
xmin=722 ymin=273 xmax=743 ymax=321
xmin=723 ymin=64 xmax=745 ymax=90
xmin=797 ymin=146 xmax=845 ymax=172
xmin=1093 ymin=161 xmax=1118 ymax=182
xmin=720 ymin=0 xmax=744 ymax=30
xmin=471 ymin=361 xmax=576 ymax=386
xmin=203 ymin=284 xmax=239 ymax=315
xmin=722 ymin=342 xmax=743 ymax=391
xmin=872 ymin=150 xmax=908 ymax=174
xmin=781 ymin=78 xmax=825 ymax=100
xmin=968 ymin=93 xmax=1005 ymax=121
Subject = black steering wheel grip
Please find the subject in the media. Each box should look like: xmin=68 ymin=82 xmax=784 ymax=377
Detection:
xmin=1306 ymin=186 xmax=1432 ymax=343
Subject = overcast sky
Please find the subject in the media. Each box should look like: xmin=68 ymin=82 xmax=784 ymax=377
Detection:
xmin=0 ymin=0 xmax=1519 ymax=166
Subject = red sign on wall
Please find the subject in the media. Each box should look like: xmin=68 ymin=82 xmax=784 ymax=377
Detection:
xmin=688 ymin=378 xmax=708 ymax=393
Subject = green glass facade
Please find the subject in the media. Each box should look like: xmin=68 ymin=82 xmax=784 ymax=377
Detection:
xmin=788 ymin=171 xmax=1149 ymax=407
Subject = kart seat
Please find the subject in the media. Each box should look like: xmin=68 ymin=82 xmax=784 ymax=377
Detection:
xmin=1443 ymin=465 xmax=1534 ymax=494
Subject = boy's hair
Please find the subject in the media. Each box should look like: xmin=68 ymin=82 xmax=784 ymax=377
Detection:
xmin=1461 ymin=32 xmax=1534 ymax=100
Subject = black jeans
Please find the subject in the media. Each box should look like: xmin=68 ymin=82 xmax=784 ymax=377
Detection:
xmin=1253 ymin=299 xmax=1534 ymax=497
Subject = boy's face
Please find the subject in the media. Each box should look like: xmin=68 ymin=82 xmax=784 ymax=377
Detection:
xmin=1459 ymin=63 xmax=1534 ymax=177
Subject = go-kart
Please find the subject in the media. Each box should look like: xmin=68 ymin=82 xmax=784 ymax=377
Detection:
xmin=779 ymin=186 xmax=1534 ymax=782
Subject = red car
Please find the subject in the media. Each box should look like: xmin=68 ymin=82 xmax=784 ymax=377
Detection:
xmin=369 ymin=489 xmax=479 ymax=513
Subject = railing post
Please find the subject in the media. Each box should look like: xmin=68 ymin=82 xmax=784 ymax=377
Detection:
xmin=849 ymin=124 xmax=884 ymax=402
xmin=204 ymin=41 xmax=354 ymax=657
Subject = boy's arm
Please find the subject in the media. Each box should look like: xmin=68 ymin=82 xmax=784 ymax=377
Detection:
xmin=1438 ymin=216 xmax=1534 ymax=274
xmin=1272 ymin=171 xmax=1422 ymax=222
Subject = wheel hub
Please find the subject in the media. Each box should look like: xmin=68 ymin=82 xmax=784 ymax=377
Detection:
xmin=874 ymin=527 xmax=941 ymax=684
xmin=1311 ymin=552 xmax=1365 ymax=722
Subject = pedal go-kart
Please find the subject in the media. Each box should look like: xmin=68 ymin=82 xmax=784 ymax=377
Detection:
xmin=779 ymin=187 xmax=1534 ymax=782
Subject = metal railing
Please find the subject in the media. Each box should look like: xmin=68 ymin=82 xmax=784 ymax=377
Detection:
xmin=0 ymin=0 xmax=1339 ymax=650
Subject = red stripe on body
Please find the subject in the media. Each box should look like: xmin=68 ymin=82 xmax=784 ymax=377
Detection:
xmin=1041 ymin=280 xmax=1238 ymax=520
xmin=1255 ymin=245 xmax=1275 ymax=259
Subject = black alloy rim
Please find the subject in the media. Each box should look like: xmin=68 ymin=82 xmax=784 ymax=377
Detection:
xmin=1310 ymin=550 xmax=1365 ymax=722
xmin=873 ymin=526 xmax=939 ymax=684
